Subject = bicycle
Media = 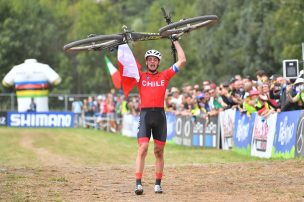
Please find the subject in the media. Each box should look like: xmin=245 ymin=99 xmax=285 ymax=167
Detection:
xmin=63 ymin=8 xmax=218 ymax=52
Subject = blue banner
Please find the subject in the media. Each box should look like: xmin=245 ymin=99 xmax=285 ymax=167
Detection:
xmin=274 ymin=110 xmax=302 ymax=158
xmin=7 ymin=112 xmax=74 ymax=128
xmin=233 ymin=111 xmax=255 ymax=153
xmin=166 ymin=112 xmax=176 ymax=141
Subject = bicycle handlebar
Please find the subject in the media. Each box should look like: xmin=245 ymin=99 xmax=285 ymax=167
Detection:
xmin=161 ymin=7 xmax=177 ymax=63
xmin=161 ymin=7 xmax=172 ymax=25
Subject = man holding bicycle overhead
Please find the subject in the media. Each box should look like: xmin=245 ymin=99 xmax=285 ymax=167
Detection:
xmin=135 ymin=39 xmax=186 ymax=195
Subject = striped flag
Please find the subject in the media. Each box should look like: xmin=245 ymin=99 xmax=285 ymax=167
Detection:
xmin=117 ymin=44 xmax=141 ymax=98
xmin=104 ymin=55 xmax=121 ymax=89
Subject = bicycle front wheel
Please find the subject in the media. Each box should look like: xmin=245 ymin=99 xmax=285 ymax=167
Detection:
xmin=63 ymin=34 xmax=124 ymax=52
xmin=159 ymin=15 xmax=219 ymax=37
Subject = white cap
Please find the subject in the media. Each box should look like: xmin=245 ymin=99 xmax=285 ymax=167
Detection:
xmin=294 ymin=77 xmax=304 ymax=85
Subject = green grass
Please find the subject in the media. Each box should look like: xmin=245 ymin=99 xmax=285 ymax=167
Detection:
xmin=0 ymin=127 xmax=264 ymax=167
xmin=0 ymin=128 xmax=38 ymax=166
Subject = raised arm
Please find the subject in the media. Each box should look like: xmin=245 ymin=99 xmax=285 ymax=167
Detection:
xmin=173 ymin=41 xmax=186 ymax=69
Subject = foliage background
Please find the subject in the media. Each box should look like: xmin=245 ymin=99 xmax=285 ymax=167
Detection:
xmin=0 ymin=0 xmax=303 ymax=94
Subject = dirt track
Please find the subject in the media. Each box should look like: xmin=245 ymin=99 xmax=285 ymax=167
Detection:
xmin=1 ymin=133 xmax=304 ymax=201
xmin=2 ymin=160 xmax=304 ymax=201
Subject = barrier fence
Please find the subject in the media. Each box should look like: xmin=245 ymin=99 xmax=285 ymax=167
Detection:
xmin=1 ymin=108 xmax=304 ymax=159
xmin=120 ymin=109 xmax=304 ymax=159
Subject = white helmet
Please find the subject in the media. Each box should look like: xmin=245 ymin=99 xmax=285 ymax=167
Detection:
xmin=145 ymin=49 xmax=162 ymax=60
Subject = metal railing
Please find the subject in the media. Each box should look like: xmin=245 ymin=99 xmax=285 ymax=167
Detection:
xmin=0 ymin=93 xmax=104 ymax=112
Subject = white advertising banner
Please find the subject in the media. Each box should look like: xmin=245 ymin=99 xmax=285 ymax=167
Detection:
xmin=251 ymin=113 xmax=277 ymax=158
xmin=219 ymin=108 xmax=236 ymax=150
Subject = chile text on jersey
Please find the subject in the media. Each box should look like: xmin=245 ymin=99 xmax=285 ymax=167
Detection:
xmin=138 ymin=66 xmax=178 ymax=108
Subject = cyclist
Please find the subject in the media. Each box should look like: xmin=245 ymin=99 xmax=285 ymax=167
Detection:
xmin=135 ymin=39 xmax=186 ymax=195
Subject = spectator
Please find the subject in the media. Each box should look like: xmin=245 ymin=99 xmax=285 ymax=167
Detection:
xmin=256 ymin=69 xmax=268 ymax=86
xmin=219 ymin=82 xmax=237 ymax=109
xmin=255 ymin=93 xmax=277 ymax=118
xmin=208 ymin=88 xmax=222 ymax=115
xmin=286 ymin=78 xmax=304 ymax=109
xmin=72 ymin=97 xmax=83 ymax=127
xmin=96 ymin=95 xmax=107 ymax=130
xmin=106 ymin=93 xmax=117 ymax=132
xmin=82 ymin=99 xmax=89 ymax=128
xmin=243 ymin=89 xmax=258 ymax=117
xmin=87 ymin=96 xmax=96 ymax=117
xmin=182 ymin=93 xmax=194 ymax=116
xmin=27 ymin=97 xmax=37 ymax=112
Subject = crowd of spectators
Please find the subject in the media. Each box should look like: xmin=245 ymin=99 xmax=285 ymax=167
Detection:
xmin=164 ymin=69 xmax=304 ymax=119
xmin=76 ymin=69 xmax=304 ymax=131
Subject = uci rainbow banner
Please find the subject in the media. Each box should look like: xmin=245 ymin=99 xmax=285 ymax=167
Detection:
xmin=273 ymin=110 xmax=301 ymax=158
xmin=7 ymin=112 xmax=74 ymax=128
xmin=233 ymin=111 xmax=256 ymax=156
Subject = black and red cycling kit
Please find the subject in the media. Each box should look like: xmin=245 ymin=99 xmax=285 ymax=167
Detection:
xmin=137 ymin=65 xmax=179 ymax=146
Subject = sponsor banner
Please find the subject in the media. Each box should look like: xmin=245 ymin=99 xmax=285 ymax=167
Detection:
xmin=251 ymin=113 xmax=277 ymax=158
xmin=166 ymin=112 xmax=176 ymax=141
xmin=122 ymin=114 xmax=139 ymax=138
xmin=174 ymin=115 xmax=184 ymax=145
xmin=273 ymin=110 xmax=301 ymax=158
xmin=192 ymin=117 xmax=205 ymax=147
xmin=204 ymin=116 xmax=219 ymax=148
xmin=122 ymin=113 xmax=174 ymax=140
xmin=295 ymin=111 xmax=304 ymax=157
xmin=0 ymin=112 xmax=7 ymax=126
xmin=219 ymin=108 xmax=236 ymax=150
xmin=233 ymin=111 xmax=256 ymax=155
xmin=7 ymin=112 xmax=74 ymax=128
xmin=182 ymin=116 xmax=193 ymax=146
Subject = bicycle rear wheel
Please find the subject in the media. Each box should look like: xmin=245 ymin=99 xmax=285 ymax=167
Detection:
xmin=63 ymin=34 xmax=124 ymax=52
xmin=159 ymin=15 xmax=219 ymax=37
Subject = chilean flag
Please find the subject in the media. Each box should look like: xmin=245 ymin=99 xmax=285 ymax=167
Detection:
xmin=104 ymin=55 xmax=121 ymax=89
xmin=118 ymin=44 xmax=141 ymax=98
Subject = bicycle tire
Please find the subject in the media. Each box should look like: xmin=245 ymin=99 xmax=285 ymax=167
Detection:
xmin=159 ymin=15 xmax=219 ymax=37
xmin=63 ymin=34 xmax=124 ymax=52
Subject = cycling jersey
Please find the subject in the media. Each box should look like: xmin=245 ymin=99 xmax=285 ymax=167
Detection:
xmin=2 ymin=59 xmax=60 ymax=112
xmin=138 ymin=66 xmax=178 ymax=108
xmin=137 ymin=65 xmax=179 ymax=146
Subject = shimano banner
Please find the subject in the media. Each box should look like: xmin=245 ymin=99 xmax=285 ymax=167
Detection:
xmin=7 ymin=112 xmax=74 ymax=128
